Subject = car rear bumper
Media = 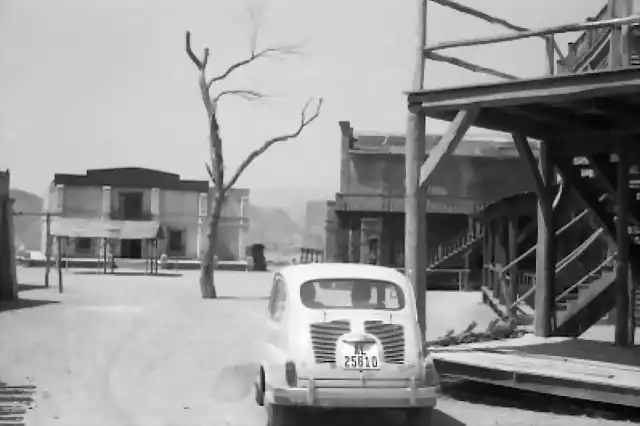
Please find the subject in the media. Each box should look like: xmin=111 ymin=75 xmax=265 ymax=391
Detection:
xmin=265 ymin=381 xmax=437 ymax=408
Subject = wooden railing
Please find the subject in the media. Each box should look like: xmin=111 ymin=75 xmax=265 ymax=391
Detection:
xmin=428 ymin=221 xmax=484 ymax=268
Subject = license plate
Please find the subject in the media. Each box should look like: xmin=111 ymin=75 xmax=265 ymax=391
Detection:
xmin=341 ymin=341 xmax=380 ymax=370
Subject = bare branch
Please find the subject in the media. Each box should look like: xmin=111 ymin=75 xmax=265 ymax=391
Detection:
xmin=206 ymin=46 xmax=300 ymax=88
xmin=205 ymin=162 xmax=215 ymax=184
xmin=213 ymin=89 xmax=266 ymax=105
xmin=185 ymin=31 xmax=204 ymax=70
xmin=224 ymin=98 xmax=323 ymax=193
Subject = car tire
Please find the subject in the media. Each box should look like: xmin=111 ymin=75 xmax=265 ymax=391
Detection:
xmin=266 ymin=403 xmax=296 ymax=426
xmin=404 ymin=407 xmax=433 ymax=426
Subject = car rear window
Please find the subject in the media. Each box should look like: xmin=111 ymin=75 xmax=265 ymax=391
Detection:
xmin=300 ymin=279 xmax=405 ymax=310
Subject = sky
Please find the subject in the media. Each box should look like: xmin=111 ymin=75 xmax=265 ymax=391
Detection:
xmin=0 ymin=0 xmax=606 ymax=196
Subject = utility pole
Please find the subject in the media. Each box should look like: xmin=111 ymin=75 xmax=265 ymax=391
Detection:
xmin=405 ymin=0 xmax=428 ymax=340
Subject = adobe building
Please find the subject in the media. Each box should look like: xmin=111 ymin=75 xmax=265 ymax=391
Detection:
xmin=44 ymin=167 xmax=249 ymax=261
xmin=325 ymin=121 xmax=539 ymax=272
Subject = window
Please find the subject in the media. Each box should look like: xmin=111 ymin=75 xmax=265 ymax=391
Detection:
xmin=268 ymin=276 xmax=287 ymax=321
xmin=75 ymin=238 xmax=92 ymax=253
xmin=300 ymin=279 xmax=405 ymax=311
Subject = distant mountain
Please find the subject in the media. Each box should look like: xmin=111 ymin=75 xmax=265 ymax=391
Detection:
xmin=249 ymin=188 xmax=334 ymax=226
xmin=246 ymin=204 xmax=303 ymax=256
xmin=10 ymin=189 xmax=44 ymax=252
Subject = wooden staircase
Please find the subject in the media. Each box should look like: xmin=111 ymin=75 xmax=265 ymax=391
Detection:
xmin=428 ymin=222 xmax=483 ymax=269
xmin=548 ymin=153 xmax=640 ymax=336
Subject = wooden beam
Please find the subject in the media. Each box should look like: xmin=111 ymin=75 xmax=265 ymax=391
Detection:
xmin=425 ymin=51 xmax=518 ymax=80
xmin=429 ymin=0 xmax=565 ymax=61
xmin=424 ymin=14 xmax=640 ymax=53
xmin=408 ymin=67 xmax=640 ymax=111
xmin=508 ymin=215 xmax=519 ymax=318
xmin=405 ymin=0 xmax=429 ymax=340
xmin=614 ymin=142 xmax=632 ymax=346
xmin=419 ymin=107 xmax=479 ymax=189
xmin=512 ymin=133 xmax=552 ymax=223
xmin=534 ymin=142 xmax=557 ymax=337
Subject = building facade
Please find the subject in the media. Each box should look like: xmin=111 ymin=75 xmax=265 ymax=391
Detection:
xmin=43 ymin=168 xmax=249 ymax=260
xmin=325 ymin=121 xmax=539 ymax=268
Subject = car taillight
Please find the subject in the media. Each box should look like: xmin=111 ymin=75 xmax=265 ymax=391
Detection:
xmin=285 ymin=361 xmax=297 ymax=387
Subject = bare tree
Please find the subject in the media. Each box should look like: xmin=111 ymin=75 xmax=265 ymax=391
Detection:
xmin=185 ymin=30 xmax=323 ymax=299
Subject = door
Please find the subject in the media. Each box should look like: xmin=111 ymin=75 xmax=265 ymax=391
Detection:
xmin=120 ymin=239 xmax=142 ymax=259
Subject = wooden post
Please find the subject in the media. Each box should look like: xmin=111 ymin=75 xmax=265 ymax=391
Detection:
xmin=349 ymin=216 xmax=361 ymax=263
xmin=508 ymin=214 xmax=519 ymax=318
xmin=45 ymin=213 xmax=51 ymax=288
xmin=615 ymin=143 xmax=632 ymax=346
xmin=488 ymin=220 xmax=495 ymax=293
xmin=481 ymin=214 xmax=489 ymax=289
xmin=405 ymin=0 xmax=428 ymax=340
xmin=57 ymin=236 xmax=63 ymax=293
xmin=534 ymin=142 xmax=556 ymax=337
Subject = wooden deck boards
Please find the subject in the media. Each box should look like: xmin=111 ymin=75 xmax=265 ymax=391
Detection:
xmin=430 ymin=333 xmax=640 ymax=407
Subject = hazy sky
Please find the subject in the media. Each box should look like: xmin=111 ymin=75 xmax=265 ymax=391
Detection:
xmin=1 ymin=0 xmax=605 ymax=195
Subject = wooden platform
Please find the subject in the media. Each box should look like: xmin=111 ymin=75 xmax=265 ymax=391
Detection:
xmin=429 ymin=331 xmax=640 ymax=407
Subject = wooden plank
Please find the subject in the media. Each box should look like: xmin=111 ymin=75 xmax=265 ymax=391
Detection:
xmin=534 ymin=142 xmax=556 ymax=337
xmin=419 ymin=108 xmax=479 ymax=189
xmin=425 ymin=51 xmax=518 ymax=80
xmin=424 ymin=14 xmax=640 ymax=53
xmin=512 ymin=133 xmax=552 ymax=221
xmin=429 ymin=0 xmax=565 ymax=60
xmin=508 ymin=215 xmax=519 ymax=318
xmin=615 ymin=142 xmax=632 ymax=346
xmin=408 ymin=67 xmax=640 ymax=111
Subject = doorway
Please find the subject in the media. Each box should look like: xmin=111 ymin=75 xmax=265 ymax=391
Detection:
xmin=121 ymin=239 xmax=142 ymax=259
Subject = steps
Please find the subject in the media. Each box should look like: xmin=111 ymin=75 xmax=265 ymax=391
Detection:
xmin=428 ymin=222 xmax=484 ymax=269
xmin=548 ymin=154 xmax=640 ymax=336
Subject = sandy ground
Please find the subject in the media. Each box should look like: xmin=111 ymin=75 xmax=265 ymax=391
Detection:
xmin=0 ymin=267 xmax=638 ymax=426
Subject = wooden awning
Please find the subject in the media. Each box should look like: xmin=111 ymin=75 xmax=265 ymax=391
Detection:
xmin=50 ymin=217 xmax=161 ymax=239
xmin=407 ymin=68 xmax=640 ymax=155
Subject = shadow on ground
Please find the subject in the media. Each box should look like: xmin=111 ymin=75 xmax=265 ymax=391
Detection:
xmin=72 ymin=271 xmax=183 ymax=278
xmin=215 ymin=296 xmax=269 ymax=301
xmin=296 ymin=407 xmax=463 ymax=426
xmin=0 ymin=381 xmax=36 ymax=424
xmin=0 ymin=299 xmax=59 ymax=313
xmin=17 ymin=283 xmax=47 ymax=292
xmin=439 ymin=379 xmax=640 ymax=422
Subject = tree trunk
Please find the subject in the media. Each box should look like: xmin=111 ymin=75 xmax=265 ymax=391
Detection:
xmin=200 ymin=191 xmax=225 ymax=299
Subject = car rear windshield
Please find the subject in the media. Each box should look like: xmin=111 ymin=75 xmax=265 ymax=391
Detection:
xmin=300 ymin=279 xmax=405 ymax=310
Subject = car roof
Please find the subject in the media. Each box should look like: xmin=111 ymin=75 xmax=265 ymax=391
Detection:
xmin=279 ymin=263 xmax=408 ymax=288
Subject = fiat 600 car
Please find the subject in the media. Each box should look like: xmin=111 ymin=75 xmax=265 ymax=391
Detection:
xmin=255 ymin=263 xmax=437 ymax=425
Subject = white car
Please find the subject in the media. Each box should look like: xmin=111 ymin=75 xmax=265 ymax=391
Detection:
xmin=255 ymin=263 xmax=437 ymax=426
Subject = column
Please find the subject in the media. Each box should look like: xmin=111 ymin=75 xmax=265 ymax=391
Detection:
xmin=534 ymin=142 xmax=557 ymax=337
xmin=615 ymin=143 xmax=632 ymax=346
xmin=101 ymin=186 xmax=111 ymax=220
xmin=150 ymin=188 xmax=160 ymax=220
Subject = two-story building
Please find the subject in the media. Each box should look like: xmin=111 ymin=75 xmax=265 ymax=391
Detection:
xmin=44 ymin=167 xmax=249 ymax=261
xmin=325 ymin=121 xmax=538 ymax=273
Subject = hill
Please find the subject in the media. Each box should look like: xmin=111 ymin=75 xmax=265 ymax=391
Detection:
xmin=246 ymin=203 xmax=303 ymax=258
xmin=10 ymin=189 xmax=44 ymax=252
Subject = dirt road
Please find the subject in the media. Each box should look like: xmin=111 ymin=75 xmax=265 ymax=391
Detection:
xmin=0 ymin=268 xmax=635 ymax=426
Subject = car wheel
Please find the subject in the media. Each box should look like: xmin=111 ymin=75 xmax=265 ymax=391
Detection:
xmin=404 ymin=407 xmax=433 ymax=426
xmin=266 ymin=403 xmax=296 ymax=426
